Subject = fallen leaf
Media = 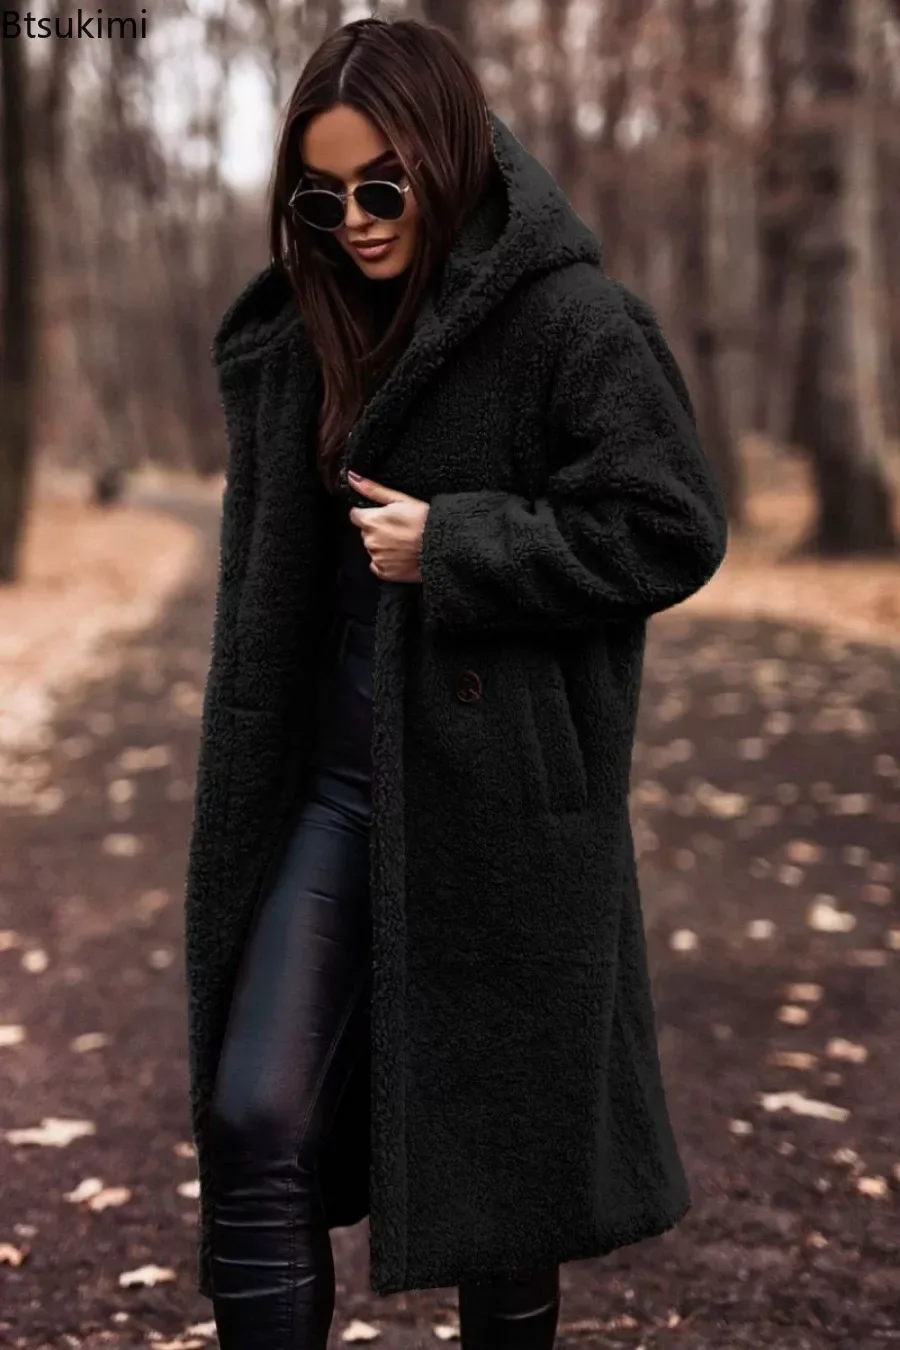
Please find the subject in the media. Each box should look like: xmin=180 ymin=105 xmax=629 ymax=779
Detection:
xmin=21 ymin=948 xmax=49 ymax=973
xmin=135 ymin=889 xmax=170 ymax=921
xmin=118 ymin=1264 xmax=176 ymax=1288
xmin=341 ymin=1321 xmax=381 ymax=1342
xmin=857 ymin=1176 xmax=889 ymax=1199
xmin=71 ymin=1032 xmax=110 ymax=1053
xmin=669 ymin=929 xmax=698 ymax=952
xmin=102 ymin=833 xmax=143 ymax=858
xmin=777 ymin=1005 xmax=810 ymax=1026
xmin=829 ymin=1147 xmax=861 ymax=1168
xmin=0 ymin=1242 xmax=26 ymax=1266
xmin=747 ymin=919 xmax=776 ymax=939
xmin=786 ymin=840 xmax=824 ymax=865
xmin=117 ymin=745 xmax=173 ymax=773
xmin=825 ymin=1038 xmax=868 ymax=1064
xmin=64 ymin=1177 xmax=104 ymax=1203
xmin=0 ymin=1024 xmax=26 ymax=1047
xmin=150 ymin=1340 xmax=206 ymax=1350
xmin=758 ymin=1091 xmax=849 ymax=1122
xmin=177 ymin=1180 xmax=200 ymax=1200
xmin=6 ymin=1117 xmax=96 ymax=1147
xmin=696 ymin=783 xmax=749 ymax=819
xmin=807 ymin=900 xmax=856 ymax=933
xmin=88 ymin=1186 xmax=131 ymax=1211
xmin=830 ymin=793 xmax=873 ymax=816
xmin=728 ymin=1119 xmax=753 ymax=1136
xmin=433 ymin=1323 xmax=460 ymax=1341
xmin=771 ymin=1050 xmax=817 ymax=1070
xmin=784 ymin=983 xmax=823 ymax=1003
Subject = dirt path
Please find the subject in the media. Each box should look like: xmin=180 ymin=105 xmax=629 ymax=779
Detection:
xmin=0 ymin=492 xmax=897 ymax=1349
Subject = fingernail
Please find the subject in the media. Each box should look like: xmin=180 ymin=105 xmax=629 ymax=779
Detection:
xmin=348 ymin=470 xmax=361 ymax=480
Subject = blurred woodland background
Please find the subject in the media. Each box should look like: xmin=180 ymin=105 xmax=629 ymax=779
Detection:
xmin=1 ymin=0 xmax=900 ymax=580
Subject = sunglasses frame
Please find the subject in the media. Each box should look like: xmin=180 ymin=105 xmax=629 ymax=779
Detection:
xmin=288 ymin=175 xmax=414 ymax=232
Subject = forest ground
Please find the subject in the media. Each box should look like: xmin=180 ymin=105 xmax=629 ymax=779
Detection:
xmin=0 ymin=452 xmax=898 ymax=1349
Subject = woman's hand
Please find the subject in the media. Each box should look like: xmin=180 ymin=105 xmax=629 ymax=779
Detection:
xmin=347 ymin=471 xmax=429 ymax=582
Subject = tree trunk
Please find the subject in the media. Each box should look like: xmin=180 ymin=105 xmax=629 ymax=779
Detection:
xmin=754 ymin=0 xmax=806 ymax=438
xmin=592 ymin=0 xmax=641 ymax=278
xmin=874 ymin=4 xmax=900 ymax=435
xmin=0 ymin=33 xmax=38 ymax=584
xmin=789 ymin=0 xmax=897 ymax=555
xmin=676 ymin=0 xmax=742 ymax=523
xmin=543 ymin=0 xmax=582 ymax=203
xmin=421 ymin=0 xmax=472 ymax=51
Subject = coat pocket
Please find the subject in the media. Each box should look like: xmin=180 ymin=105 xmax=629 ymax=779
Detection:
xmin=523 ymin=651 xmax=589 ymax=816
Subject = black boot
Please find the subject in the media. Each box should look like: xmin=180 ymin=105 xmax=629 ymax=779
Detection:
xmin=458 ymin=1264 xmax=561 ymax=1350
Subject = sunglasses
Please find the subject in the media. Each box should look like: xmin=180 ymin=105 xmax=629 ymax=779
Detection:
xmin=288 ymin=171 xmax=413 ymax=232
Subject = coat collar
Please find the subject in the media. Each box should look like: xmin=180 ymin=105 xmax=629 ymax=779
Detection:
xmin=210 ymin=109 xmax=603 ymax=478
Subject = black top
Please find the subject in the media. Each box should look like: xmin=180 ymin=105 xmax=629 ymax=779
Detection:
xmin=328 ymin=270 xmax=409 ymax=627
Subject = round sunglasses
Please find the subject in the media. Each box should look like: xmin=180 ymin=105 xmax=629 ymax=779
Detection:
xmin=288 ymin=173 xmax=413 ymax=232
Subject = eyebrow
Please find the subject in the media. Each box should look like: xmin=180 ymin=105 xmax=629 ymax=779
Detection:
xmin=303 ymin=149 xmax=398 ymax=180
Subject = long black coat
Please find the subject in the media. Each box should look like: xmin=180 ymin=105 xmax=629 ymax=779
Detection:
xmin=184 ymin=110 xmax=728 ymax=1300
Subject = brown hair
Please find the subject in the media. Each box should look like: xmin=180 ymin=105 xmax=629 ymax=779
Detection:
xmin=267 ymin=17 xmax=494 ymax=493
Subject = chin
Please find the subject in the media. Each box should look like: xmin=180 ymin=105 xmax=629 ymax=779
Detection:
xmin=344 ymin=239 xmax=414 ymax=280
xmin=358 ymin=258 xmax=410 ymax=280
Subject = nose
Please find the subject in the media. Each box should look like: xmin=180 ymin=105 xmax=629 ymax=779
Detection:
xmin=344 ymin=186 xmax=371 ymax=231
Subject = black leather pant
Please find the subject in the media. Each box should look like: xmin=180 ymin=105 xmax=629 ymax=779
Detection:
xmin=208 ymin=610 xmax=562 ymax=1349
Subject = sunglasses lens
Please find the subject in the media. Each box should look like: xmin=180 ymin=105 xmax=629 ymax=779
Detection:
xmin=355 ymin=181 xmax=405 ymax=221
xmin=292 ymin=191 xmax=345 ymax=230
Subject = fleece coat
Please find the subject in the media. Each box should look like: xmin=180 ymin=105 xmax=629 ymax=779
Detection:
xmin=184 ymin=109 xmax=729 ymax=1300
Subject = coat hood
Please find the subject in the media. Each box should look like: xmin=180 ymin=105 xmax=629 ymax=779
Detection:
xmin=211 ymin=109 xmax=603 ymax=367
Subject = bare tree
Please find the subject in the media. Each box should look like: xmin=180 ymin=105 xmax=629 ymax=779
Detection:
xmin=754 ymin=0 xmax=807 ymax=439
xmin=674 ymin=0 xmax=741 ymax=520
xmin=0 ymin=33 xmax=39 ymax=583
xmin=420 ymin=0 xmax=472 ymax=50
xmin=788 ymin=0 xmax=897 ymax=554
xmin=591 ymin=0 xmax=642 ymax=279
xmin=543 ymin=0 xmax=581 ymax=201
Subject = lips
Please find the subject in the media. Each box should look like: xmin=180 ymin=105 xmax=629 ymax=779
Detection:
xmin=352 ymin=238 xmax=396 ymax=252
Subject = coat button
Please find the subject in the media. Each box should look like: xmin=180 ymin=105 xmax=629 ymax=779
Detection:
xmin=455 ymin=669 xmax=482 ymax=702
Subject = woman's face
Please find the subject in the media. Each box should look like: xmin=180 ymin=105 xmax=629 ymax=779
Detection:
xmin=299 ymin=104 xmax=421 ymax=280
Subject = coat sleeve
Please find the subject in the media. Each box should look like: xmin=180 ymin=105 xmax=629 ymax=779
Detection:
xmin=418 ymin=291 xmax=728 ymax=637
xmin=197 ymin=366 xmax=258 ymax=714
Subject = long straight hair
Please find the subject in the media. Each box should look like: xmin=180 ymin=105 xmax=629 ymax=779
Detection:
xmin=267 ymin=17 xmax=494 ymax=492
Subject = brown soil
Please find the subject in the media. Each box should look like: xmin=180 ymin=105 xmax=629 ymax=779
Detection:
xmin=0 ymin=471 xmax=897 ymax=1349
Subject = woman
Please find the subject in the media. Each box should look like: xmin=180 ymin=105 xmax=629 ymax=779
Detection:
xmin=184 ymin=15 xmax=728 ymax=1350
